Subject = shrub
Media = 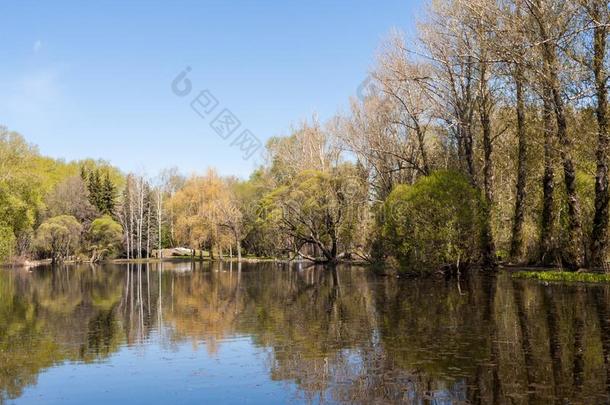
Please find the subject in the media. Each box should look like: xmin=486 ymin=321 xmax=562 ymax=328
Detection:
xmin=0 ymin=224 xmax=16 ymax=263
xmin=33 ymin=215 xmax=83 ymax=263
xmin=88 ymin=215 xmax=123 ymax=261
xmin=382 ymin=170 xmax=483 ymax=274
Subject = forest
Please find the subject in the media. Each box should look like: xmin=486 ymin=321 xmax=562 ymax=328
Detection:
xmin=2 ymin=0 xmax=610 ymax=274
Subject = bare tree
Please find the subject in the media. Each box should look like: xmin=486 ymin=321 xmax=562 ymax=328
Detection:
xmin=575 ymin=0 xmax=610 ymax=268
xmin=524 ymin=0 xmax=584 ymax=268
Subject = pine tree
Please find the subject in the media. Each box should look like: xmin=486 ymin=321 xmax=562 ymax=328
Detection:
xmin=80 ymin=166 xmax=88 ymax=182
xmin=101 ymin=172 xmax=116 ymax=215
xmin=87 ymin=169 xmax=101 ymax=211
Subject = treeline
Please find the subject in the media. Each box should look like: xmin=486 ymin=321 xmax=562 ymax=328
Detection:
xmin=243 ymin=0 xmax=610 ymax=272
xmin=0 ymin=127 xmax=124 ymax=264
xmin=342 ymin=0 xmax=610 ymax=272
xmin=2 ymin=0 xmax=610 ymax=272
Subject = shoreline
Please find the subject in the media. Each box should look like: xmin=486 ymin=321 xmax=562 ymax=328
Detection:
xmin=1 ymin=256 xmax=291 ymax=269
xmin=4 ymin=259 xmax=610 ymax=285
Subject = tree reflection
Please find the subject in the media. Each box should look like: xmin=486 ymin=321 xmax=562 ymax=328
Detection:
xmin=0 ymin=265 xmax=609 ymax=403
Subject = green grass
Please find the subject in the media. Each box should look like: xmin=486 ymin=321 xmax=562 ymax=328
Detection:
xmin=512 ymin=270 xmax=610 ymax=283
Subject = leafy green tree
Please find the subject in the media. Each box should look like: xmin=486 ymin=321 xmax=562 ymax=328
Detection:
xmin=0 ymin=128 xmax=44 ymax=255
xmin=262 ymin=165 xmax=368 ymax=263
xmin=382 ymin=171 xmax=483 ymax=273
xmin=87 ymin=215 xmax=123 ymax=262
xmin=33 ymin=215 xmax=83 ymax=264
xmin=235 ymin=170 xmax=285 ymax=258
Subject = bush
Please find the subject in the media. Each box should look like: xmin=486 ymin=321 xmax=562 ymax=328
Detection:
xmin=34 ymin=215 xmax=83 ymax=263
xmin=88 ymin=215 xmax=123 ymax=261
xmin=0 ymin=224 xmax=16 ymax=263
xmin=382 ymin=170 xmax=483 ymax=274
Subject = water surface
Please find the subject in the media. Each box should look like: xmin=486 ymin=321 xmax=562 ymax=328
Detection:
xmin=1 ymin=262 xmax=609 ymax=404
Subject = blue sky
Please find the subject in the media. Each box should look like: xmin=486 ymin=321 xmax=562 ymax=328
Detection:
xmin=1 ymin=0 xmax=424 ymax=178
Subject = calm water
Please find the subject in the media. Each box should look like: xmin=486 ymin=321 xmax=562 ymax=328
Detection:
xmin=1 ymin=262 xmax=609 ymax=404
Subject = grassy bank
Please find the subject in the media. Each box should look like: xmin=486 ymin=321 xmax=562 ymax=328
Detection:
xmin=512 ymin=270 xmax=610 ymax=283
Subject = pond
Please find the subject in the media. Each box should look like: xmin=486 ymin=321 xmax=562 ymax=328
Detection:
xmin=0 ymin=262 xmax=609 ymax=404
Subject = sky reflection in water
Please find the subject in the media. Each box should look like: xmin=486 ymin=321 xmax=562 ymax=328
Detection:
xmin=1 ymin=262 xmax=609 ymax=404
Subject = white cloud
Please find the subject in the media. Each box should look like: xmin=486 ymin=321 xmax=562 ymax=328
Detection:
xmin=33 ymin=40 xmax=43 ymax=53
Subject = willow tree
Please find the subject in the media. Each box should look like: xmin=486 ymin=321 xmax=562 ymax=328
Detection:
xmin=87 ymin=215 xmax=123 ymax=262
xmin=168 ymin=170 xmax=241 ymax=260
xmin=34 ymin=215 xmax=83 ymax=264
xmin=262 ymin=165 xmax=368 ymax=264
xmin=216 ymin=183 xmax=244 ymax=261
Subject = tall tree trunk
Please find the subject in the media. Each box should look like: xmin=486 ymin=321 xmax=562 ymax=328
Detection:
xmin=552 ymin=84 xmax=584 ymax=269
xmin=463 ymin=125 xmax=476 ymax=182
xmin=234 ymin=229 xmax=242 ymax=262
xmin=542 ymin=33 xmax=583 ymax=269
xmin=158 ymin=191 xmax=163 ymax=259
xmin=125 ymin=210 xmax=131 ymax=261
xmin=530 ymin=0 xmax=583 ymax=268
xmin=590 ymin=8 xmax=609 ymax=269
xmin=540 ymin=87 xmax=556 ymax=264
xmin=414 ymin=122 xmax=430 ymax=175
xmin=130 ymin=182 xmax=135 ymax=260
xmin=479 ymin=64 xmax=496 ymax=269
xmin=138 ymin=178 xmax=145 ymax=259
xmin=146 ymin=206 xmax=151 ymax=259
xmin=510 ymin=67 xmax=528 ymax=260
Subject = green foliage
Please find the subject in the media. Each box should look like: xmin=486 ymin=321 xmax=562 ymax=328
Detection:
xmin=87 ymin=215 xmax=123 ymax=261
xmin=0 ymin=128 xmax=45 ymax=251
xmin=77 ymin=159 xmax=125 ymax=190
xmin=566 ymin=170 xmax=594 ymax=243
xmin=0 ymin=127 xmax=125 ymax=263
xmin=382 ymin=170 xmax=483 ymax=273
xmin=261 ymin=165 xmax=368 ymax=262
xmin=0 ymin=225 xmax=16 ymax=262
xmin=82 ymin=168 xmax=117 ymax=215
xmin=33 ymin=215 xmax=83 ymax=263
xmin=233 ymin=170 xmax=282 ymax=257
xmin=513 ymin=270 xmax=610 ymax=283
